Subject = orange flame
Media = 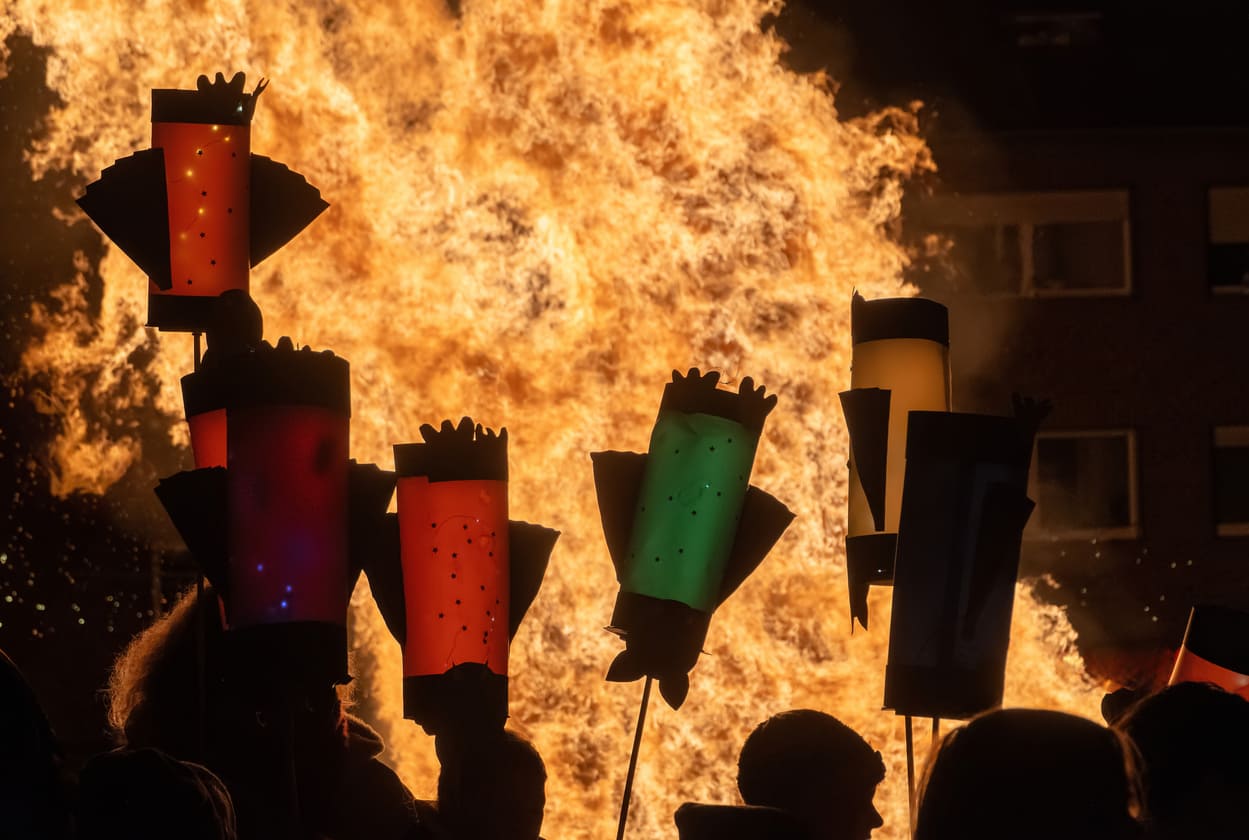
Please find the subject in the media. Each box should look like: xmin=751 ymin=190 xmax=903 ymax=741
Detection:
xmin=8 ymin=2 xmax=1103 ymax=837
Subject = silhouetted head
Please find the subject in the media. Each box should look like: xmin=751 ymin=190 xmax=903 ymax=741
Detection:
xmin=737 ymin=709 xmax=885 ymax=840
xmin=77 ymin=748 xmax=237 ymax=840
xmin=436 ymin=730 xmax=547 ymax=840
xmin=675 ymin=802 xmax=812 ymax=840
xmin=915 ymin=708 xmax=1142 ymax=840
xmin=1117 ymin=682 xmax=1249 ymax=839
xmin=0 ymin=648 xmax=72 ymax=840
xmin=107 ymin=586 xmax=352 ymax=835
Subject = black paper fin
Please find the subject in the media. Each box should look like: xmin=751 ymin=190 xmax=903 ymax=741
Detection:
xmin=248 ymin=155 xmax=329 ymax=266
xmin=153 ymin=468 xmax=228 ymax=594
xmin=348 ymin=462 xmax=397 ymax=594
xmin=76 ymin=149 xmax=172 ymax=289
xmin=590 ymin=450 xmax=647 ymax=580
xmin=659 ymin=672 xmax=690 ymax=709
xmin=605 ymin=650 xmax=646 ymax=683
xmin=839 ymin=388 xmax=892 ymax=531
xmin=962 ymin=486 xmax=1034 ymax=640
xmin=360 ymin=513 xmax=405 ymax=646
xmin=716 ymin=487 xmax=795 ymax=606
xmin=508 ymin=520 xmax=560 ymax=638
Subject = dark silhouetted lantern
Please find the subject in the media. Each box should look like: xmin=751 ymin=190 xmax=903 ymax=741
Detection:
xmin=839 ymin=292 xmax=950 ymax=629
xmin=592 ymin=369 xmax=794 ymax=709
xmin=76 ymin=72 xmax=328 ymax=333
xmin=883 ymin=409 xmax=1040 ymax=719
xmin=363 ymin=418 xmax=558 ymax=736
xmin=1168 ymin=605 xmax=1249 ymax=699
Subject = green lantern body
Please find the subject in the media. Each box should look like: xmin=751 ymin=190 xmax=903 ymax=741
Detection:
xmin=621 ymin=411 xmax=759 ymax=612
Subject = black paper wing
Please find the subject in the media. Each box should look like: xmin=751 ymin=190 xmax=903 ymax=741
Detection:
xmin=360 ymin=513 xmax=406 ymax=646
xmin=249 ymin=155 xmax=329 ymax=266
xmin=589 ymin=450 xmax=647 ymax=580
xmin=507 ymin=521 xmax=560 ymax=638
xmin=154 ymin=468 xmax=228 ymax=593
xmin=76 ymin=149 xmax=172 ymax=289
xmin=716 ymin=487 xmax=795 ymax=606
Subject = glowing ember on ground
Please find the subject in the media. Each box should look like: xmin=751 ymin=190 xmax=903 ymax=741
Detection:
xmin=5 ymin=1 xmax=1103 ymax=836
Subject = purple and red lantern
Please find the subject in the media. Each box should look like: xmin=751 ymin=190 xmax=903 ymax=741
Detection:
xmin=157 ymin=339 xmax=358 ymax=684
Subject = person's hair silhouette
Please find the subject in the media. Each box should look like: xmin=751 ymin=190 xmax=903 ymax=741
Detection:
xmin=107 ymin=585 xmax=424 ymax=840
xmin=76 ymin=747 xmax=237 ymax=840
xmin=436 ymin=729 xmax=547 ymax=840
xmin=737 ymin=709 xmax=885 ymax=840
xmin=1117 ymin=681 xmax=1249 ymax=840
xmin=915 ymin=708 xmax=1142 ymax=840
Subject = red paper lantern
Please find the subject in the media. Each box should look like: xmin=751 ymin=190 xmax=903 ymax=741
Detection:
xmin=378 ymin=418 xmax=557 ymax=735
xmin=76 ymin=72 xmax=328 ymax=334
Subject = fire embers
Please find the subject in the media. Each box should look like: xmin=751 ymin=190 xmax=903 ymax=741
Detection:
xmin=156 ymin=338 xmax=359 ymax=684
xmin=76 ymin=72 xmax=328 ymax=333
xmin=839 ymin=292 xmax=951 ymax=630
xmin=593 ymin=369 xmax=794 ymax=709
xmin=367 ymin=418 xmax=558 ymax=736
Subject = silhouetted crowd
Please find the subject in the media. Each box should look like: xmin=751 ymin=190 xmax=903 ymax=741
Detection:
xmin=4 ymin=584 xmax=1249 ymax=840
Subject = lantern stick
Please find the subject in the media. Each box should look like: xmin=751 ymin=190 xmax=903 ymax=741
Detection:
xmin=193 ymin=331 xmax=202 ymax=371
xmin=194 ymin=572 xmax=207 ymax=759
xmin=931 ymin=716 xmax=941 ymax=744
xmin=615 ymin=675 xmax=653 ymax=840
xmin=905 ymin=714 xmax=916 ymax=838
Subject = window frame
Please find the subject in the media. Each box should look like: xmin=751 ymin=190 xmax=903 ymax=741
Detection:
xmin=1206 ymin=186 xmax=1249 ymax=296
xmin=1212 ymin=425 xmax=1249 ymax=536
xmin=911 ymin=190 xmax=1133 ymax=298
xmin=1025 ymin=428 xmax=1140 ymax=541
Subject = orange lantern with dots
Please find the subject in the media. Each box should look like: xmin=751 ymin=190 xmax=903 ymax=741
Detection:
xmin=1169 ymin=605 xmax=1249 ymax=699
xmin=377 ymin=418 xmax=557 ymax=735
xmin=77 ymin=72 xmax=328 ymax=334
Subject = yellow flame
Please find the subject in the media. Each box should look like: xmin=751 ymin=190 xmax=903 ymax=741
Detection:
xmin=7 ymin=1 xmax=1103 ymax=837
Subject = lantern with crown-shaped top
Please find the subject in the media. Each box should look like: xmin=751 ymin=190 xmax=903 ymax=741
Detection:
xmin=77 ymin=72 xmax=328 ymax=333
xmin=591 ymin=369 xmax=794 ymax=709
xmin=361 ymin=418 xmax=559 ymax=736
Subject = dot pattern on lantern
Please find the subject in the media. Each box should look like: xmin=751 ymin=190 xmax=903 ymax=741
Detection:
xmin=150 ymin=121 xmax=250 ymax=298
xmin=397 ymin=476 xmax=510 ymax=677
xmin=622 ymin=411 xmax=758 ymax=612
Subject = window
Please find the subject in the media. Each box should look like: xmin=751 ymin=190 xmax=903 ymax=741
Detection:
xmin=1207 ymin=188 xmax=1249 ymax=292
xmin=1027 ymin=430 xmax=1138 ymax=539
xmin=1213 ymin=427 xmax=1249 ymax=536
xmin=910 ymin=191 xmax=1132 ymax=297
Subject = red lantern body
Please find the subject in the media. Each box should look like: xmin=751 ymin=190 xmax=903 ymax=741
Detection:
xmin=150 ymin=120 xmax=250 ymax=303
xmin=182 ymin=365 xmax=230 ymax=469
xmin=187 ymin=409 xmax=227 ymax=469
xmin=397 ymin=477 xmax=510 ymax=677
